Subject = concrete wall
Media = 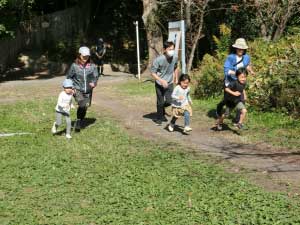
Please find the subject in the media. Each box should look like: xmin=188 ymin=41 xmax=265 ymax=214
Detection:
xmin=0 ymin=5 xmax=90 ymax=73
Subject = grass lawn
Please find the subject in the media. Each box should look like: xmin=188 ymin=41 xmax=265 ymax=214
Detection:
xmin=1 ymin=99 xmax=300 ymax=224
xmin=116 ymin=80 xmax=300 ymax=149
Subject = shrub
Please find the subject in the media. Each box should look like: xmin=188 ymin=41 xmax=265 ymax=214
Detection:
xmin=194 ymin=25 xmax=300 ymax=117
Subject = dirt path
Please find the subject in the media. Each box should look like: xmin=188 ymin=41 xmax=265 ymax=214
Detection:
xmin=1 ymin=68 xmax=300 ymax=193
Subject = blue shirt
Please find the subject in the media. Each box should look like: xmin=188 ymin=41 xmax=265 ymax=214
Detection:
xmin=224 ymin=53 xmax=251 ymax=81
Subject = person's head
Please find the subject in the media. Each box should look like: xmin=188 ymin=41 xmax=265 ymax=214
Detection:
xmin=98 ymin=38 xmax=104 ymax=46
xmin=232 ymin=38 xmax=248 ymax=56
xmin=77 ymin=46 xmax=90 ymax=64
xmin=178 ymin=74 xmax=191 ymax=89
xmin=236 ymin=68 xmax=247 ymax=84
xmin=62 ymin=79 xmax=74 ymax=94
xmin=163 ymin=41 xmax=175 ymax=58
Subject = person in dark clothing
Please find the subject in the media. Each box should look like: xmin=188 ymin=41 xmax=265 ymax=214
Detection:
xmin=150 ymin=41 xmax=179 ymax=126
xmin=92 ymin=38 xmax=106 ymax=75
xmin=218 ymin=38 xmax=255 ymax=123
xmin=66 ymin=46 xmax=99 ymax=131
xmin=216 ymin=68 xmax=248 ymax=130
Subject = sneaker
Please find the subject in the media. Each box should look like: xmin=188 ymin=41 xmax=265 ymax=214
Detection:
xmin=154 ymin=119 xmax=162 ymax=126
xmin=237 ymin=123 xmax=245 ymax=130
xmin=216 ymin=123 xmax=223 ymax=131
xmin=167 ymin=124 xmax=174 ymax=132
xmin=183 ymin=126 xmax=192 ymax=133
xmin=161 ymin=116 xmax=168 ymax=122
xmin=66 ymin=134 xmax=72 ymax=139
xmin=74 ymin=119 xmax=82 ymax=131
xmin=51 ymin=122 xmax=57 ymax=134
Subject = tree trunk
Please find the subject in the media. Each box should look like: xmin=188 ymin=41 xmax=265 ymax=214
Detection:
xmin=187 ymin=0 xmax=208 ymax=73
xmin=272 ymin=3 xmax=292 ymax=41
xmin=142 ymin=0 xmax=163 ymax=72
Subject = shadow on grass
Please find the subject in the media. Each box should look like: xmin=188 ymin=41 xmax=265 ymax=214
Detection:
xmin=81 ymin=118 xmax=97 ymax=129
xmin=143 ymin=112 xmax=157 ymax=121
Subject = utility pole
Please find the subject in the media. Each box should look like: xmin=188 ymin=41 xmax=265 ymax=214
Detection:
xmin=134 ymin=21 xmax=141 ymax=80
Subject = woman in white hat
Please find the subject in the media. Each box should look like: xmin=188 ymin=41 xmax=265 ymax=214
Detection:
xmin=224 ymin=38 xmax=255 ymax=85
xmin=215 ymin=38 xmax=255 ymax=129
xmin=66 ymin=46 xmax=99 ymax=131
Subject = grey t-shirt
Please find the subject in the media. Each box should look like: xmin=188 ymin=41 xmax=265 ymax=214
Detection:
xmin=151 ymin=54 xmax=178 ymax=85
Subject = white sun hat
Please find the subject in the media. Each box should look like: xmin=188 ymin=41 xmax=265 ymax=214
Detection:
xmin=78 ymin=46 xmax=90 ymax=56
xmin=232 ymin=38 xmax=248 ymax=50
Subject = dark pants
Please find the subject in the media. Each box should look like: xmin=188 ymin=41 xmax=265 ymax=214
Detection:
xmin=155 ymin=82 xmax=173 ymax=120
xmin=74 ymin=91 xmax=92 ymax=120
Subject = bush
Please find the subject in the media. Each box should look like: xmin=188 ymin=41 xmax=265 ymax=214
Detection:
xmin=194 ymin=26 xmax=300 ymax=117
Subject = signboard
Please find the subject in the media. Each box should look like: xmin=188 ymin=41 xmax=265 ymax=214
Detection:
xmin=168 ymin=20 xmax=186 ymax=74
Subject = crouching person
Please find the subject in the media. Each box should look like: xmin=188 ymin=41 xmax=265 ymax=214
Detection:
xmin=216 ymin=68 xmax=248 ymax=130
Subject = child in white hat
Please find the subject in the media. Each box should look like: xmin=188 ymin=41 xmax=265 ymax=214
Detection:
xmin=51 ymin=79 xmax=75 ymax=139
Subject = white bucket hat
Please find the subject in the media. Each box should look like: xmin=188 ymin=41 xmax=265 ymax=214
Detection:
xmin=78 ymin=46 xmax=90 ymax=56
xmin=232 ymin=38 xmax=248 ymax=50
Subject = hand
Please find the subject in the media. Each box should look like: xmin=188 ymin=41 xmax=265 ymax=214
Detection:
xmin=160 ymin=79 xmax=168 ymax=88
xmin=71 ymin=104 xmax=76 ymax=109
xmin=233 ymin=91 xmax=241 ymax=97
xmin=89 ymin=82 xmax=96 ymax=88
xmin=178 ymin=96 xmax=184 ymax=100
xmin=250 ymin=71 xmax=255 ymax=76
xmin=228 ymin=70 xmax=236 ymax=75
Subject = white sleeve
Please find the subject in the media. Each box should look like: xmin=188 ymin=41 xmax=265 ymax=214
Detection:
xmin=171 ymin=86 xmax=180 ymax=100
xmin=57 ymin=92 xmax=64 ymax=107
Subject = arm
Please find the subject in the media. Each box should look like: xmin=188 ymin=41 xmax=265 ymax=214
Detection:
xmin=89 ymin=65 xmax=99 ymax=88
xmin=173 ymin=63 xmax=179 ymax=84
xmin=244 ymin=54 xmax=255 ymax=75
xmin=243 ymin=89 xmax=247 ymax=101
xmin=187 ymin=89 xmax=192 ymax=104
xmin=224 ymin=55 xmax=236 ymax=78
xmin=66 ymin=64 xmax=75 ymax=79
xmin=151 ymin=58 xmax=168 ymax=88
xmin=57 ymin=93 xmax=69 ymax=112
xmin=171 ymin=86 xmax=180 ymax=100
xmin=246 ymin=65 xmax=255 ymax=75
xmin=225 ymin=87 xmax=241 ymax=97
xmin=100 ymin=47 xmax=106 ymax=57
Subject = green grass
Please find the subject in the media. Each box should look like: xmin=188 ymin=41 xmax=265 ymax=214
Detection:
xmin=116 ymin=80 xmax=155 ymax=96
xmin=117 ymin=80 xmax=300 ymax=149
xmin=0 ymin=99 xmax=300 ymax=224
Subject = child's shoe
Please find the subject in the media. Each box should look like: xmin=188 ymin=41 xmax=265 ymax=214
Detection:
xmin=183 ymin=126 xmax=192 ymax=133
xmin=237 ymin=123 xmax=247 ymax=130
xmin=216 ymin=123 xmax=223 ymax=131
xmin=51 ymin=122 xmax=57 ymax=134
xmin=167 ymin=123 xmax=174 ymax=132
xmin=66 ymin=134 xmax=72 ymax=139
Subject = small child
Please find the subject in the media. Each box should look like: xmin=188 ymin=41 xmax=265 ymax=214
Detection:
xmin=52 ymin=79 xmax=75 ymax=139
xmin=168 ymin=74 xmax=193 ymax=134
xmin=216 ymin=68 xmax=247 ymax=130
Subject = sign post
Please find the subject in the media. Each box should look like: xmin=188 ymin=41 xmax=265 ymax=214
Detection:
xmin=134 ymin=21 xmax=141 ymax=80
xmin=168 ymin=20 xmax=186 ymax=74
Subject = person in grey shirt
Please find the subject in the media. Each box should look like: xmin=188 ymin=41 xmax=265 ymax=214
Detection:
xmin=151 ymin=41 xmax=179 ymax=125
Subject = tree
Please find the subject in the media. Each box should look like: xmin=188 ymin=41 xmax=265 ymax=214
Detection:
xmin=184 ymin=0 xmax=209 ymax=72
xmin=142 ymin=0 xmax=163 ymax=70
xmin=251 ymin=0 xmax=300 ymax=41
